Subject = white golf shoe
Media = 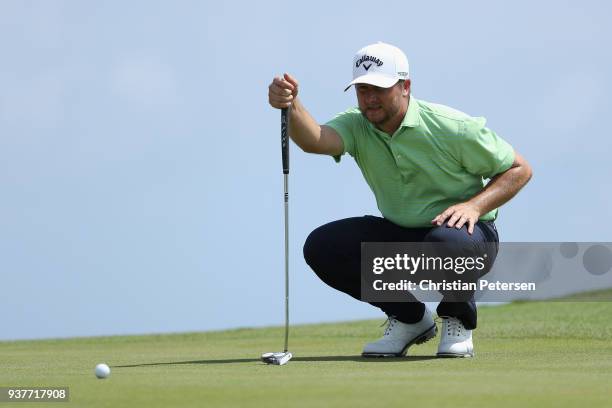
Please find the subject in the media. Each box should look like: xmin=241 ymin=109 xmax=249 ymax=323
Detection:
xmin=362 ymin=308 xmax=437 ymax=357
xmin=436 ymin=317 xmax=474 ymax=358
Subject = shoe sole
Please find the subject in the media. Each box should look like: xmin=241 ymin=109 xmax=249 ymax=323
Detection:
xmin=361 ymin=323 xmax=438 ymax=358
xmin=436 ymin=351 xmax=474 ymax=358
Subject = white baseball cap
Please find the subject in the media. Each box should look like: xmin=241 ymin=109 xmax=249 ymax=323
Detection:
xmin=344 ymin=42 xmax=410 ymax=92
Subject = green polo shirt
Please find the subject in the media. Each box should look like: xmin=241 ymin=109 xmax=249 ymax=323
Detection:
xmin=325 ymin=96 xmax=515 ymax=228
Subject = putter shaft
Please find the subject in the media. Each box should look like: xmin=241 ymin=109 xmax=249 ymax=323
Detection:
xmin=281 ymin=108 xmax=290 ymax=354
xmin=284 ymin=173 xmax=289 ymax=352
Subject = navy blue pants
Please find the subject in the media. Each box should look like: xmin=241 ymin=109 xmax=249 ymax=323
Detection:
xmin=303 ymin=216 xmax=499 ymax=330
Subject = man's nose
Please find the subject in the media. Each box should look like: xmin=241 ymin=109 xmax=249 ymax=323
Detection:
xmin=364 ymin=91 xmax=378 ymax=104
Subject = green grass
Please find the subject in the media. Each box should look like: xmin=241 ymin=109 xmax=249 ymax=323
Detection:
xmin=2 ymin=293 xmax=612 ymax=408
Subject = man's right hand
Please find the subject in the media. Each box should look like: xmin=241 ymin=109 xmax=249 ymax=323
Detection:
xmin=267 ymin=73 xmax=344 ymax=156
xmin=268 ymin=73 xmax=299 ymax=109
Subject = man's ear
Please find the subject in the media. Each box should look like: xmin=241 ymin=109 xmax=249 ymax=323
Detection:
xmin=403 ymin=79 xmax=411 ymax=96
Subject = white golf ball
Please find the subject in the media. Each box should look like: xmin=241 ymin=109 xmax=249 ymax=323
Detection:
xmin=94 ymin=363 xmax=111 ymax=379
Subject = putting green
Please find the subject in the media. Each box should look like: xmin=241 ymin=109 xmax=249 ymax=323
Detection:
xmin=1 ymin=294 xmax=611 ymax=407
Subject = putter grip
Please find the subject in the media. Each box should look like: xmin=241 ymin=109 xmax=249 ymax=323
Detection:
xmin=281 ymin=108 xmax=289 ymax=174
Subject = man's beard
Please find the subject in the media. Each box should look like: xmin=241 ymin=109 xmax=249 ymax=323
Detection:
xmin=360 ymin=103 xmax=400 ymax=127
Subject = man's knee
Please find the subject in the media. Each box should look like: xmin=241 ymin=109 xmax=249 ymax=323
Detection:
xmin=425 ymin=222 xmax=471 ymax=243
xmin=425 ymin=222 xmax=497 ymax=281
xmin=303 ymin=224 xmax=346 ymax=290
xmin=303 ymin=225 xmax=328 ymax=268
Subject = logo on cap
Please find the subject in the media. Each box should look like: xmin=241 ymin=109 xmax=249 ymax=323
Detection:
xmin=356 ymin=55 xmax=383 ymax=70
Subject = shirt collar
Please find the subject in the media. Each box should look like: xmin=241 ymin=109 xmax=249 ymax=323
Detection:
xmin=400 ymin=95 xmax=421 ymax=128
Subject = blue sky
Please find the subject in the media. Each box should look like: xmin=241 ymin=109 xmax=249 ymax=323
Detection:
xmin=1 ymin=0 xmax=611 ymax=340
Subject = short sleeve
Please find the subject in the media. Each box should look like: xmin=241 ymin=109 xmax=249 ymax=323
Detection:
xmin=324 ymin=108 xmax=360 ymax=163
xmin=460 ymin=117 xmax=515 ymax=179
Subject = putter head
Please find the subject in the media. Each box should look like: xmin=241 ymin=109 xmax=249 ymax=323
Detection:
xmin=260 ymin=352 xmax=277 ymax=363
xmin=261 ymin=351 xmax=292 ymax=365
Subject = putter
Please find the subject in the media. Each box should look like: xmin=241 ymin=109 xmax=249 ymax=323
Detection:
xmin=261 ymin=107 xmax=293 ymax=366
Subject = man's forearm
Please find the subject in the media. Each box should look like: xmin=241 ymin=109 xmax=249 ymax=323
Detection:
xmin=469 ymin=160 xmax=533 ymax=216
xmin=431 ymin=152 xmax=532 ymax=233
xmin=288 ymin=98 xmax=323 ymax=153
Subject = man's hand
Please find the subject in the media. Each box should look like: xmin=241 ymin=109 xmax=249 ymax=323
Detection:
xmin=431 ymin=202 xmax=482 ymax=235
xmin=266 ymin=73 xmax=344 ymax=156
xmin=268 ymin=73 xmax=299 ymax=109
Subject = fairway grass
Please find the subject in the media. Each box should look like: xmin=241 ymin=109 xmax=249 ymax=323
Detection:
xmin=2 ymin=298 xmax=612 ymax=407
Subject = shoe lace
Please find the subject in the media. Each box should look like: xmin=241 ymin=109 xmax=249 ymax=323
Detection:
xmin=380 ymin=316 xmax=397 ymax=336
xmin=437 ymin=316 xmax=463 ymax=337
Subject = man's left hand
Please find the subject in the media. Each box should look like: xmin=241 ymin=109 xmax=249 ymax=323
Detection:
xmin=431 ymin=202 xmax=482 ymax=235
